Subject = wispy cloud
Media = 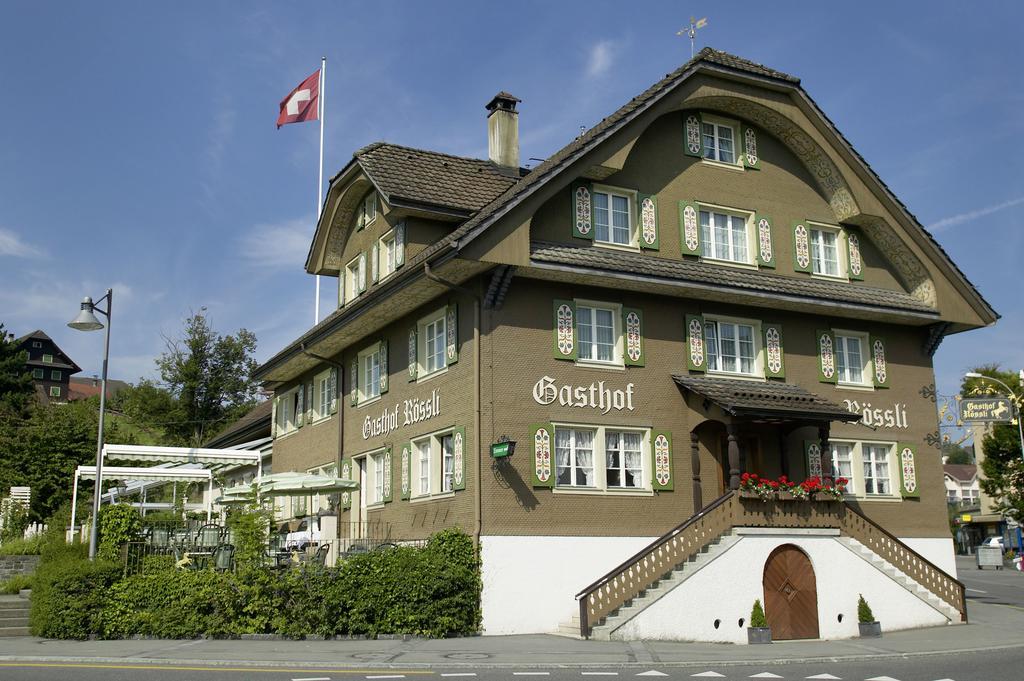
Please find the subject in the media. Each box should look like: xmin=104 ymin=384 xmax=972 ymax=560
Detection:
xmin=0 ymin=227 xmax=42 ymax=258
xmin=586 ymin=41 xmax=616 ymax=78
xmin=929 ymin=196 xmax=1024 ymax=232
xmin=239 ymin=216 xmax=314 ymax=269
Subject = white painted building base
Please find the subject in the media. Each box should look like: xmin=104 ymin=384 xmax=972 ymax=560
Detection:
xmin=480 ymin=532 xmax=957 ymax=640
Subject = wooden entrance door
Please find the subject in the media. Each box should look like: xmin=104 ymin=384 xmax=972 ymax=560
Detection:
xmin=762 ymin=544 xmax=819 ymax=640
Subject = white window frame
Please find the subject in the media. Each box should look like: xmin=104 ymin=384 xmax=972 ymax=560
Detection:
xmin=410 ymin=427 xmax=456 ymax=501
xmin=42 ymin=353 xmax=53 ymax=364
xmin=345 ymin=256 xmax=362 ymax=303
xmin=378 ymin=230 xmax=397 ymax=280
xmin=313 ymin=369 xmax=333 ymax=421
xmin=591 ymin=185 xmax=638 ymax=249
xmin=698 ymin=203 xmax=755 ymax=266
xmin=49 ymin=386 xmax=61 ymax=398
xmin=575 ymin=299 xmax=623 ymax=368
xmin=51 ymin=369 xmax=61 ymax=381
xmin=366 ymin=449 xmax=386 ymax=506
xmin=306 ymin=461 xmax=339 ymax=512
xmin=552 ymin=423 xmax=651 ymax=495
xmin=275 ymin=386 xmax=299 ymax=437
xmin=834 ymin=330 xmax=871 ymax=388
xmin=31 ymin=341 xmax=41 ymax=348
xmin=357 ymin=344 xmax=382 ymax=405
xmin=703 ymin=315 xmax=763 ymax=378
xmin=829 ymin=440 xmax=899 ymax=500
xmin=356 ymin=192 xmax=377 ymax=230
xmin=32 ymin=368 xmax=44 ymax=379
xmin=808 ymin=222 xmax=846 ymax=279
xmin=417 ymin=308 xmax=448 ymax=380
xmin=700 ymin=114 xmax=739 ymax=166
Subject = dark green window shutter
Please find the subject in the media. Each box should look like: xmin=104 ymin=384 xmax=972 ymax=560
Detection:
xmin=686 ymin=314 xmax=707 ymax=372
xmin=306 ymin=382 xmax=314 ymax=423
xmin=755 ymin=214 xmax=775 ymax=268
xmin=531 ymin=423 xmax=555 ymax=488
xmin=816 ymin=329 xmax=837 ymax=384
xmin=870 ymin=336 xmax=889 ymax=389
xmin=379 ymin=339 xmax=389 ymax=394
xmin=340 ymin=459 xmax=353 ymax=509
xmin=330 ymin=368 xmax=339 ymax=414
xmin=741 ymin=124 xmax=760 ymax=169
xmin=804 ymin=440 xmax=824 ymax=479
xmin=407 ymin=327 xmax=418 ymax=381
xmin=651 ymin=431 xmax=673 ymax=491
xmin=395 ymin=221 xmax=406 ymax=268
xmin=762 ymin=324 xmax=785 ymax=379
xmin=553 ymin=299 xmax=577 ymax=360
xmin=638 ymin=193 xmax=659 ymax=250
xmin=400 ymin=443 xmax=411 ymax=500
xmin=847 ymin=231 xmax=865 ymax=281
xmin=295 ymin=385 xmax=305 ymax=428
xmin=622 ymin=307 xmax=644 ymax=367
xmin=446 ymin=303 xmax=459 ymax=365
xmin=683 ymin=113 xmax=702 ymax=157
xmin=571 ymin=181 xmax=594 ymax=240
xmin=350 ymin=357 xmax=359 ymax=406
xmin=897 ymin=442 xmax=920 ymax=498
xmin=453 ymin=426 xmax=467 ymax=491
xmin=793 ymin=221 xmax=812 ymax=273
xmin=679 ymin=200 xmax=701 ymax=256
xmin=382 ymin=445 xmax=393 ymax=503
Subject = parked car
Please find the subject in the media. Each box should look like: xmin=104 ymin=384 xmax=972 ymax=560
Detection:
xmin=981 ymin=536 xmax=1005 ymax=549
xmin=285 ymin=518 xmax=320 ymax=550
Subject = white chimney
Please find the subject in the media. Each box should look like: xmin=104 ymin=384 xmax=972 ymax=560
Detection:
xmin=486 ymin=92 xmax=521 ymax=169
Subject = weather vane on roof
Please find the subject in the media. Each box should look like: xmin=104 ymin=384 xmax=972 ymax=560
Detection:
xmin=677 ymin=16 xmax=708 ymax=58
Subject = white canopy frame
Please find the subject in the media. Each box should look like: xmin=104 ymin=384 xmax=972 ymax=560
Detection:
xmin=103 ymin=444 xmax=264 ymax=471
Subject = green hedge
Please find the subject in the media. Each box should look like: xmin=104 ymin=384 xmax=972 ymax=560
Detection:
xmin=32 ymin=527 xmax=481 ymax=639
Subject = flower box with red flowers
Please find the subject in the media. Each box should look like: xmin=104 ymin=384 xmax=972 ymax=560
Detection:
xmin=738 ymin=474 xmax=848 ymax=502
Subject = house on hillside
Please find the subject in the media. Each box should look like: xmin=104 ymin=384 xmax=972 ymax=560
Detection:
xmin=254 ymin=48 xmax=998 ymax=642
xmin=15 ymin=330 xmax=81 ymax=404
xmin=68 ymin=375 xmax=130 ymax=401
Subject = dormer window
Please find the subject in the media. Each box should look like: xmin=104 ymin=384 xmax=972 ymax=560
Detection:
xmin=356 ymin=193 xmax=377 ymax=230
xmin=702 ymin=120 xmax=736 ymax=164
xmin=592 ymin=186 xmax=637 ymax=248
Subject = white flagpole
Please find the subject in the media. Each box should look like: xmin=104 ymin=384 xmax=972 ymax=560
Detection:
xmin=315 ymin=56 xmax=326 ymax=325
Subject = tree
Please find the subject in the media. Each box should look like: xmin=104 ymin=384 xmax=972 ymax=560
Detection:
xmin=961 ymin=365 xmax=1024 ymax=521
xmin=942 ymin=442 xmax=973 ymax=465
xmin=156 ymin=310 xmax=260 ymax=446
xmin=0 ymin=323 xmax=33 ymax=416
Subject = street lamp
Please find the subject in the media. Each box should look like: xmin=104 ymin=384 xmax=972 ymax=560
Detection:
xmin=68 ymin=289 xmax=112 ymax=560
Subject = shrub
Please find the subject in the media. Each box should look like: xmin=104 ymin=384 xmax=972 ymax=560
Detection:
xmin=0 ymin=574 xmax=33 ymax=594
xmin=98 ymin=504 xmax=142 ymax=562
xmin=857 ymin=594 xmax=875 ymax=623
xmin=30 ymin=554 xmax=122 ymax=638
xmin=0 ymin=500 xmax=30 ymax=543
xmin=0 ymin=535 xmax=44 ymax=556
xmin=750 ymin=599 xmax=767 ymax=628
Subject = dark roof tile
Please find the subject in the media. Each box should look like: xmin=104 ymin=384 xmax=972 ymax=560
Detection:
xmin=672 ymin=374 xmax=860 ymax=422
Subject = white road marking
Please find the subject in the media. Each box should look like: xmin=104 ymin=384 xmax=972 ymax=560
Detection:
xmin=750 ymin=674 xmax=784 ymax=679
xmin=637 ymin=673 xmax=669 ymax=678
xmin=691 ymin=674 xmax=726 ymax=679
xmin=293 ymin=678 xmax=331 ymax=681
xmin=805 ymin=675 xmax=841 ymax=680
xmin=366 ymin=676 xmax=406 ymax=679
xmin=966 ymin=588 xmax=987 ymax=593
xmin=865 ymin=676 xmax=902 ymax=681
xmin=582 ymin=674 xmax=620 ymax=677
xmin=441 ymin=675 xmax=478 ymax=678
xmin=513 ymin=674 xmax=550 ymax=677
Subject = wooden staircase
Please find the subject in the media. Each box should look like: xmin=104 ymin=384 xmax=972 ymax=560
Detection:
xmin=0 ymin=591 xmax=30 ymax=637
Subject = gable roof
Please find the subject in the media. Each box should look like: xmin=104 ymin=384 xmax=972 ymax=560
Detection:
xmin=16 ymin=329 xmax=83 ymax=374
xmin=204 ymin=399 xmax=273 ymax=448
xmin=943 ymin=463 xmax=977 ymax=482
xmin=672 ymin=374 xmax=860 ymax=423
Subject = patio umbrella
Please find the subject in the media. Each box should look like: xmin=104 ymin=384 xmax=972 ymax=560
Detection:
xmin=256 ymin=473 xmax=358 ymax=550
xmin=214 ymin=483 xmax=256 ymax=507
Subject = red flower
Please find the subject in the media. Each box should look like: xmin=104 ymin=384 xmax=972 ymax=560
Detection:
xmin=741 ymin=472 xmax=750 ymax=482
xmin=770 ymin=480 xmax=780 ymax=489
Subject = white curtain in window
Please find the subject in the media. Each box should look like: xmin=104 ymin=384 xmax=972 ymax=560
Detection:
xmin=575 ymin=429 xmax=594 ymax=485
xmin=623 ymin=432 xmax=643 ymax=471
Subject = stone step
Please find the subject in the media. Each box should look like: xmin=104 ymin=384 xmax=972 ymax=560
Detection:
xmin=0 ymin=616 xmax=29 ymax=627
xmin=0 ymin=626 xmax=30 ymax=637
xmin=0 ymin=603 xmax=28 ymax=613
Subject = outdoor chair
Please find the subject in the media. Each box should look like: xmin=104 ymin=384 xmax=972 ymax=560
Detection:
xmin=211 ymin=543 xmax=235 ymax=572
xmin=150 ymin=526 xmax=170 ymax=548
xmin=196 ymin=524 xmax=222 ymax=550
xmin=308 ymin=543 xmax=329 ymax=567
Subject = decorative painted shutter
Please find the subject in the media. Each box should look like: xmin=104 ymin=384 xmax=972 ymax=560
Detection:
xmin=683 ymin=112 xmax=702 ymax=157
xmin=741 ymin=123 xmax=760 ymax=169
xmin=637 ymin=193 xmax=659 ymax=250
xmin=350 ymin=357 xmax=359 ymax=406
xmin=452 ymin=426 xmax=467 ymax=491
xmin=552 ymin=299 xmax=577 ymax=360
xmin=371 ymin=243 xmax=379 ymax=284
xmin=271 ymin=396 xmax=278 ymax=437
xmin=531 ymin=423 xmax=555 ymax=488
xmin=846 ymin=230 xmax=865 ymax=281
xmin=754 ymin=214 xmax=775 ymax=268
xmin=358 ymin=252 xmax=367 ymax=292
xmin=678 ymin=200 xmax=701 ymax=256
xmin=329 ymin=368 xmax=339 ymax=414
xmin=685 ymin=314 xmax=706 ymax=372
xmin=340 ymin=459 xmax=352 ymax=509
xmin=382 ymin=445 xmax=393 ymax=503
xmin=379 ymin=339 xmax=389 ymax=394
xmin=395 ymin=221 xmax=406 ymax=268
xmin=792 ymin=221 xmax=812 ymax=273
xmin=400 ymin=443 xmax=411 ymax=500
xmin=651 ymin=430 xmax=673 ymax=491
xmin=870 ymin=336 xmax=889 ymax=389
xmin=897 ymin=442 xmax=919 ymax=498
xmin=407 ymin=327 xmax=418 ymax=381
xmin=816 ymin=329 xmax=837 ymax=384
xmin=804 ymin=441 xmax=824 ymax=479
xmin=571 ymin=181 xmax=594 ymax=240
xmin=762 ymin=324 xmax=785 ymax=379
xmin=622 ymin=307 xmax=644 ymax=367
xmin=295 ymin=385 xmax=305 ymax=427
xmin=446 ymin=303 xmax=459 ymax=365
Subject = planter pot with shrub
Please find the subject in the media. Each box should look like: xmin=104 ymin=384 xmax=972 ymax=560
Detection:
xmin=857 ymin=593 xmax=881 ymax=638
xmin=858 ymin=621 xmax=882 ymax=637
xmin=747 ymin=598 xmax=771 ymax=644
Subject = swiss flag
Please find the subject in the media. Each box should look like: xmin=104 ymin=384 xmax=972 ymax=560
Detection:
xmin=277 ymin=70 xmax=320 ymax=128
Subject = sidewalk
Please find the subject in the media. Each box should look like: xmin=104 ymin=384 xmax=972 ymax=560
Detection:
xmin=0 ymin=600 xmax=1021 ymax=670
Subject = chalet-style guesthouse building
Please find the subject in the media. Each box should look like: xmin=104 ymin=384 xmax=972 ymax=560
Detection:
xmin=254 ymin=49 xmax=997 ymax=643
xmin=15 ymin=330 xmax=81 ymax=404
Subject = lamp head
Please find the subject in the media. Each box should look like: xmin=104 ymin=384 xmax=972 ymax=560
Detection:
xmin=964 ymin=372 xmax=983 ymax=379
xmin=67 ymin=297 xmax=104 ymax=331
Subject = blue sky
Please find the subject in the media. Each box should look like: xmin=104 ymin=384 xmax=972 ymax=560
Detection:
xmin=1 ymin=1 xmax=1021 ymax=407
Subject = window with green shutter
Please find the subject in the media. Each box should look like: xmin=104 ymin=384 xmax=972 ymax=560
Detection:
xmin=622 ymin=307 xmax=644 ymax=367
xmin=762 ymin=323 xmax=785 ymax=378
xmin=870 ymin=336 xmax=889 ymax=388
xmin=651 ymin=431 xmax=673 ymax=491
xmin=741 ymin=124 xmax=760 ymax=169
xmin=793 ymin=221 xmax=812 ymax=273
xmin=816 ymin=329 xmax=837 ymax=384
xmin=686 ymin=314 xmax=706 ymax=372
xmin=897 ymin=442 xmax=919 ymax=498
xmin=446 ymin=303 xmax=459 ymax=365
xmin=553 ymin=299 xmax=576 ymax=360
xmin=755 ymin=214 xmax=775 ymax=268
xmin=531 ymin=423 xmax=554 ymax=488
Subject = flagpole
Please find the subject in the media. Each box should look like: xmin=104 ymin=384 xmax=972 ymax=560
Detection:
xmin=315 ymin=56 xmax=326 ymax=325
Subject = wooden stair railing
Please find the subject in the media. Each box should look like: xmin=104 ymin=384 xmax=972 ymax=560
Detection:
xmin=575 ymin=491 xmax=736 ymax=638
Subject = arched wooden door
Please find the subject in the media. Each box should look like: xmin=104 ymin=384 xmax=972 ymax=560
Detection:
xmin=763 ymin=544 xmax=819 ymax=640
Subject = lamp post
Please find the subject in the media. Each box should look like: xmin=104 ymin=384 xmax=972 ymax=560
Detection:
xmin=68 ymin=289 xmax=112 ymax=560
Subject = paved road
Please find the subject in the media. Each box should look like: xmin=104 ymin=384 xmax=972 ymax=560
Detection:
xmin=956 ymin=554 xmax=1024 ymax=609
xmin=0 ymin=646 xmax=1020 ymax=681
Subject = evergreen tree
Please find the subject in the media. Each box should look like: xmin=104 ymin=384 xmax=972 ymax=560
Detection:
xmin=0 ymin=323 xmax=34 ymax=416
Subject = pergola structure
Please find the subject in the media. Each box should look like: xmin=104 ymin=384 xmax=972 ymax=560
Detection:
xmin=71 ymin=465 xmax=215 ymax=530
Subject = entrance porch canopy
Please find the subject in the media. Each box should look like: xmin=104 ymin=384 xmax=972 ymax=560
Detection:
xmin=671 ymin=375 xmax=861 ymax=424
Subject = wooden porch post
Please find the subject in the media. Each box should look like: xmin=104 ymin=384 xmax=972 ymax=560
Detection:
xmin=818 ymin=423 xmax=831 ymax=480
xmin=727 ymin=423 xmax=741 ymax=490
xmin=690 ymin=431 xmax=702 ymax=510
